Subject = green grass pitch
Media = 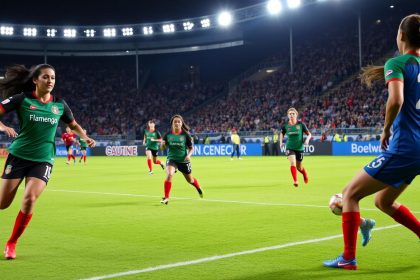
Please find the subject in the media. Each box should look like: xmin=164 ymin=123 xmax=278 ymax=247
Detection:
xmin=0 ymin=156 xmax=419 ymax=279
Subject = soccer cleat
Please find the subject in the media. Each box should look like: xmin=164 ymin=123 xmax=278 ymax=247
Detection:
xmin=160 ymin=163 xmax=165 ymax=170
xmin=148 ymin=171 xmax=153 ymax=175
xmin=323 ymin=254 xmax=357 ymax=270
xmin=4 ymin=242 xmax=16 ymax=260
xmin=293 ymin=181 xmax=299 ymax=187
xmin=360 ymin=218 xmax=376 ymax=247
xmin=197 ymin=188 xmax=203 ymax=198
xmin=160 ymin=197 xmax=169 ymax=205
xmin=66 ymin=161 xmax=70 ymax=165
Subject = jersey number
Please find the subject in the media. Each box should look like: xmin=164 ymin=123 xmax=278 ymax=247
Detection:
xmin=367 ymin=156 xmax=386 ymax=169
xmin=44 ymin=165 xmax=52 ymax=180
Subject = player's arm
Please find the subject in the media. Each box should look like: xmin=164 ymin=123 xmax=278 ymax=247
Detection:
xmin=155 ymin=131 xmax=163 ymax=142
xmin=279 ymin=126 xmax=285 ymax=147
xmin=143 ymin=131 xmax=146 ymax=146
xmin=185 ymin=134 xmax=193 ymax=161
xmin=0 ymin=93 xmax=25 ymax=138
xmin=381 ymin=80 xmax=404 ymax=150
xmin=302 ymin=123 xmax=312 ymax=145
xmin=160 ymin=133 xmax=168 ymax=150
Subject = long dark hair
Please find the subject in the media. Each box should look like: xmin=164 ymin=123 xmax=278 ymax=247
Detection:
xmin=360 ymin=14 xmax=420 ymax=88
xmin=0 ymin=64 xmax=55 ymax=99
xmin=146 ymin=119 xmax=155 ymax=130
xmin=170 ymin=114 xmax=190 ymax=134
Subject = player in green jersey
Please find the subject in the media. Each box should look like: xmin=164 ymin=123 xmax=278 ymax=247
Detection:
xmin=0 ymin=64 xmax=96 ymax=260
xmin=143 ymin=120 xmax=164 ymax=175
xmin=77 ymin=129 xmax=89 ymax=164
xmin=159 ymin=115 xmax=203 ymax=205
xmin=279 ymin=107 xmax=311 ymax=187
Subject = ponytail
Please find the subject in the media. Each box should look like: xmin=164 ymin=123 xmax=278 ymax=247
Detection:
xmin=360 ymin=65 xmax=384 ymax=88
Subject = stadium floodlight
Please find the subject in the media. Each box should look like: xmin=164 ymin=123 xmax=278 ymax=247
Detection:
xmin=47 ymin=28 xmax=57 ymax=37
xmin=23 ymin=27 xmax=37 ymax=37
xmin=121 ymin=27 xmax=133 ymax=36
xmin=267 ymin=0 xmax=282 ymax=15
xmin=103 ymin=28 xmax=116 ymax=37
xmin=0 ymin=26 xmax=14 ymax=36
xmin=200 ymin=18 xmax=211 ymax=28
xmin=218 ymin=11 xmax=233 ymax=27
xmin=287 ymin=0 xmax=302 ymax=9
xmin=183 ymin=21 xmax=194 ymax=31
xmin=63 ymin=28 xmax=77 ymax=38
xmin=143 ymin=26 xmax=153 ymax=35
xmin=84 ymin=29 xmax=95 ymax=37
xmin=390 ymin=5 xmax=394 ymax=9
xmin=162 ymin=24 xmax=175 ymax=33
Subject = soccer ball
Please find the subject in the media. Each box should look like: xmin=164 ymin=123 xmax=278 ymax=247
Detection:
xmin=328 ymin=193 xmax=343 ymax=215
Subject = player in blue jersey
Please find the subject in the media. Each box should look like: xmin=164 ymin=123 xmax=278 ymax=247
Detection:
xmin=324 ymin=14 xmax=420 ymax=270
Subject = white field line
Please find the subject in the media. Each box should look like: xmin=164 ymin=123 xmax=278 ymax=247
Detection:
xmin=49 ymin=188 xmax=420 ymax=214
xmin=79 ymin=224 xmax=401 ymax=280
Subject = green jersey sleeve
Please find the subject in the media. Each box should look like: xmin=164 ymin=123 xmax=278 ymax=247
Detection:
xmin=384 ymin=57 xmax=404 ymax=85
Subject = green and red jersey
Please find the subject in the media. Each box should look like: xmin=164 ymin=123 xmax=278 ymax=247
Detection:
xmin=144 ymin=129 xmax=162 ymax=150
xmin=0 ymin=91 xmax=75 ymax=164
xmin=281 ymin=121 xmax=309 ymax=152
xmin=162 ymin=130 xmax=193 ymax=162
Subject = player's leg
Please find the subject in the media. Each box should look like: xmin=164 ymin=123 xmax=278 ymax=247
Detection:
xmin=161 ymin=161 xmax=176 ymax=204
xmin=66 ymin=146 xmax=71 ymax=164
xmin=82 ymin=149 xmax=87 ymax=164
xmin=146 ymin=150 xmax=153 ymax=174
xmin=287 ymin=153 xmax=298 ymax=187
xmin=296 ymin=154 xmax=308 ymax=184
xmin=375 ymin=184 xmax=420 ymax=238
xmin=5 ymin=177 xmax=47 ymax=259
xmin=69 ymin=147 xmax=76 ymax=163
xmin=182 ymin=170 xmax=203 ymax=198
xmin=0 ymin=179 xmax=23 ymax=210
xmin=152 ymin=150 xmax=164 ymax=170
xmin=324 ymin=170 xmax=386 ymax=269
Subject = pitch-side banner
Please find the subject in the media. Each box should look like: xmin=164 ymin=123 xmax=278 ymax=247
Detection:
xmin=193 ymin=144 xmax=262 ymax=156
xmin=332 ymin=141 xmax=382 ymax=156
xmin=56 ymin=145 xmax=91 ymax=157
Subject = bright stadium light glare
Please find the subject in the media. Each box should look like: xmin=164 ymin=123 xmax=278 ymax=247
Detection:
xmin=47 ymin=28 xmax=57 ymax=37
xmin=200 ymin=18 xmax=211 ymax=28
xmin=84 ymin=29 xmax=95 ymax=37
xmin=267 ymin=0 xmax=282 ymax=15
xmin=218 ymin=11 xmax=233 ymax=27
xmin=143 ymin=26 xmax=153 ymax=35
xmin=183 ymin=21 xmax=194 ymax=31
xmin=103 ymin=28 xmax=116 ymax=37
xmin=23 ymin=27 xmax=37 ymax=37
xmin=0 ymin=26 xmax=14 ymax=36
xmin=63 ymin=28 xmax=77 ymax=38
xmin=121 ymin=27 xmax=133 ymax=36
xmin=287 ymin=0 xmax=302 ymax=9
xmin=162 ymin=24 xmax=175 ymax=33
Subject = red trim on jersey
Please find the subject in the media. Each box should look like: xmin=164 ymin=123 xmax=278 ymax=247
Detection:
xmin=407 ymin=50 xmax=420 ymax=57
xmin=0 ymin=104 xmax=5 ymax=114
xmin=386 ymin=78 xmax=404 ymax=86
xmin=148 ymin=129 xmax=155 ymax=133
xmin=32 ymin=91 xmax=53 ymax=104
xmin=171 ymin=129 xmax=182 ymax=135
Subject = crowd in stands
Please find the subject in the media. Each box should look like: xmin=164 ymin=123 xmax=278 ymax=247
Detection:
xmin=0 ymin=16 xmax=398 ymax=139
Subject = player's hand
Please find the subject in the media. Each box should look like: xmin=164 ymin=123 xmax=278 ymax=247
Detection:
xmin=0 ymin=124 xmax=17 ymax=138
xmin=184 ymin=155 xmax=191 ymax=161
xmin=380 ymin=130 xmax=391 ymax=151
xmin=86 ymin=138 xmax=96 ymax=147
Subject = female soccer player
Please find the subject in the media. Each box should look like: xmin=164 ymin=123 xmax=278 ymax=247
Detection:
xmin=324 ymin=14 xmax=420 ymax=270
xmin=160 ymin=115 xmax=203 ymax=205
xmin=78 ymin=129 xmax=89 ymax=164
xmin=143 ymin=119 xmax=164 ymax=175
xmin=62 ymin=126 xmax=76 ymax=164
xmin=279 ymin=108 xmax=311 ymax=187
xmin=0 ymin=64 xmax=96 ymax=259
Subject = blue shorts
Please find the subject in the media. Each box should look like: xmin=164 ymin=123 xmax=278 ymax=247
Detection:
xmin=364 ymin=152 xmax=420 ymax=188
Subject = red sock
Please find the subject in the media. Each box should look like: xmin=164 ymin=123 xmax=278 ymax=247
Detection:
xmin=342 ymin=212 xmax=360 ymax=260
xmin=83 ymin=155 xmax=87 ymax=162
xmin=164 ymin=180 xmax=172 ymax=198
xmin=191 ymin=178 xmax=201 ymax=190
xmin=67 ymin=155 xmax=71 ymax=161
xmin=290 ymin=166 xmax=297 ymax=182
xmin=8 ymin=210 xmax=33 ymax=244
xmin=155 ymin=160 xmax=161 ymax=165
xmin=147 ymin=159 xmax=152 ymax=171
xmin=391 ymin=205 xmax=420 ymax=238
xmin=71 ymin=155 xmax=76 ymax=161
xmin=298 ymin=168 xmax=308 ymax=183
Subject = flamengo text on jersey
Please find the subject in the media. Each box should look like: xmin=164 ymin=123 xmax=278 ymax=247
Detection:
xmin=29 ymin=114 xmax=58 ymax=125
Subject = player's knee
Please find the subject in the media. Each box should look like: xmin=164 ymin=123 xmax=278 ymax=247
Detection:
xmin=22 ymin=194 xmax=37 ymax=207
xmin=0 ymin=201 xmax=12 ymax=210
xmin=374 ymin=197 xmax=391 ymax=212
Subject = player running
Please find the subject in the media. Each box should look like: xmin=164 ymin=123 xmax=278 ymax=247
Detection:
xmin=279 ymin=108 xmax=311 ymax=187
xmin=62 ymin=126 xmax=76 ymax=164
xmin=160 ymin=115 xmax=203 ymax=205
xmin=77 ymin=129 xmax=89 ymax=164
xmin=324 ymin=14 xmax=420 ymax=270
xmin=0 ymin=64 xmax=95 ymax=260
xmin=143 ymin=119 xmax=164 ymax=175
